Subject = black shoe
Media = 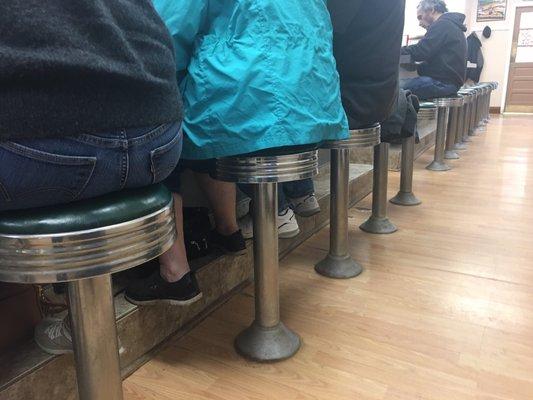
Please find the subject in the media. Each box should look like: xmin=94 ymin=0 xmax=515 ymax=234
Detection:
xmin=209 ymin=230 xmax=247 ymax=255
xmin=125 ymin=271 xmax=202 ymax=306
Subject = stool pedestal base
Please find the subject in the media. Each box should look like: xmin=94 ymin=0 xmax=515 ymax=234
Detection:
xmin=390 ymin=136 xmax=421 ymax=207
xmin=444 ymin=150 xmax=460 ymax=160
xmin=360 ymin=216 xmax=397 ymax=234
xmin=315 ymin=254 xmax=362 ymax=279
xmin=390 ymin=191 xmax=422 ymax=207
xmin=426 ymin=161 xmax=451 ymax=171
xmin=453 ymin=142 xmax=468 ymax=150
xmin=235 ymin=322 xmax=301 ymax=362
xmin=361 ymin=143 xmax=397 ymax=234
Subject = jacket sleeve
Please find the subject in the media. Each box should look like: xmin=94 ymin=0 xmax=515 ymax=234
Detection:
xmin=401 ymin=22 xmax=448 ymax=62
xmin=151 ymin=0 xmax=208 ymax=75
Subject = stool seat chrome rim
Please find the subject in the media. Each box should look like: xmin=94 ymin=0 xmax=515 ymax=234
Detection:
xmin=459 ymin=91 xmax=475 ymax=103
xmin=216 ymin=150 xmax=319 ymax=184
xmin=418 ymin=103 xmax=438 ymax=120
xmin=321 ymin=123 xmax=381 ymax=149
xmin=433 ymin=96 xmax=464 ymax=107
xmin=0 ymin=201 xmax=175 ymax=283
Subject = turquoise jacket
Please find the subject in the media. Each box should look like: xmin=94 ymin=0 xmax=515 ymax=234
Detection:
xmin=154 ymin=0 xmax=349 ymax=160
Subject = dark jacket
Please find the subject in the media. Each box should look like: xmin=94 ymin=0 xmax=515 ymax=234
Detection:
xmin=381 ymin=89 xmax=420 ymax=144
xmin=466 ymin=32 xmax=484 ymax=83
xmin=0 ymin=0 xmax=182 ymax=141
xmin=328 ymin=0 xmax=406 ymax=129
xmin=401 ymin=13 xmax=467 ymax=88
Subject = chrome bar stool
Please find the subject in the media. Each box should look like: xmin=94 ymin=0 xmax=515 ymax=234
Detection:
xmin=0 ymin=185 xmax=176 ymax=400
xmin=485 ymin=82 xmax=498 ymax=123
xmin=316 ymin=124 xmax=380 ymax=279
xmin=460 ymin=88 xmax=476 ymax=143
xmin=478 ymin=85 xmax=490 ymax=128
xmin=473 ymin=85 xmax=488 ymax=134
xmin=483 ymin=83 xmax=493 ymax=123
xmin=360 ymin=141 xmax=397 ymax=234
xmin=482 ymin=82 xmax=496 ymax=124
xmin=468 ymin=87 xmax=481 ymax=137
xmin=453 ymin=93 xmax=468 ymax=151
xmin=390 ymin=102 xmax=435 ymax=206
xmin=390 ymin=133 xmax=422 ymax=206
xmin=444 ymin=94 xmax=465 ymax=160
xmin=216 ymin=148 xmax=318 ymax=361
xmin=426 ymin=96 xmax=463 ymax=171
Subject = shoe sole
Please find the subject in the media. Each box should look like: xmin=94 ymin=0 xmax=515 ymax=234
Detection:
xmin=125 ymin=292 xmax=203 ymax=307
xmin=210 ymin=243 xmax=248 ymax=256
xmin=294 ymin=208 xmax=321 ymax=218
xmin=278 ymin=228 xmax=300 ymax=239
xmin=35 ymin=339 xmax=73 ymax=355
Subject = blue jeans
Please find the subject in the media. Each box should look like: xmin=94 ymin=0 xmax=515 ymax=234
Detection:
xmin=239 ymin=178 xmax=315 ymax=213
xmin=401 ymin=76 xmax=459 ymax=101
xmin=0 ymin=122 xmax=182 ymax=211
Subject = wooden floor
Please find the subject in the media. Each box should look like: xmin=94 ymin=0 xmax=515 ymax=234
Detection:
xmin=124 ymin=115 xmax=533 ymax=400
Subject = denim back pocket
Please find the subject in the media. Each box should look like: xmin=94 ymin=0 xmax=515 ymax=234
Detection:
xmin=0 ymin=142 xmax=96 ymax=210
xmin=150 ymin=130 xmax=183 ymax=184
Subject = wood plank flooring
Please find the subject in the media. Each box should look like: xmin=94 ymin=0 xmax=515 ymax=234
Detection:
xmin=125 ymin=115 xmax=533 ymax=400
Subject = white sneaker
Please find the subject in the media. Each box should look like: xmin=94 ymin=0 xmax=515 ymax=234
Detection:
xmin=289 ymin=194 xmax=321 ymax=217
xmin=239 ymin=214 xmax=254 ymax=240
xmin=277 ymin=208 xmax=300 ymax=238
xmin=238 ymin=208 xmax=300 ymax=240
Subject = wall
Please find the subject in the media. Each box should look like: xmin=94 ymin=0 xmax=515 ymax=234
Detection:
xmin=466 ymin=0 xmax=533 ymax=110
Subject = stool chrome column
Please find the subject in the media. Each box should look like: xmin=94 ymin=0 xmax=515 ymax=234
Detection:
xmin=468 ymin=88 xmax=480 ymax=137
xmin=473 ymin=85 xmax=488 ymax=134
xmin=444 ymin=95 xmax=464 ymax=160
xmin=485 ymin=82 xmax=498 ymax=123
xmin=390 ymin=134 xmax=422 ymax=206
xmin=427 ymin=96 xmax=463 ymax=171
xmin=316 ymin=125 xmax=380 ymax=279
xmin=0 ymin=185 xmax=176 ymax=400
xmin=360 ymin=142 xmax=397 ymax=234
xmin=479 ymin=85 xmax=490 ymax=127
xmin=453 ymin=96 xmax=468 ymax=151
xmin=460 ymin=88 xmax=476 ymax=143
xmin=217 ymin=150 xmax=318 ymax=361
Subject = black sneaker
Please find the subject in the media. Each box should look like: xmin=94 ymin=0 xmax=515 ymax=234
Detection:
xmin=125 ymin=271 xmax=202 ymax=306
xmin=209 ymin=230 xmax=247 ymax=255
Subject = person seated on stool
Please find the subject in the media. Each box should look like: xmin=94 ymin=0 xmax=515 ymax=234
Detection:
xmin=237 ymin=0 xmax=406 ymax=241
xmin=0 ymin=0 xmax=200 ymax=354
xmin=328 ymin=0 xmax=406 ymax=129
xmin=400 ymin=0 xmax=467 ymax=100
xmin=125 ymin=0 xmax=350 ymax=303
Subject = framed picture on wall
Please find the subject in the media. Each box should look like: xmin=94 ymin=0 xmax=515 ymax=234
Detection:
xmin=477 ymin=0 xmax=508 ymax=21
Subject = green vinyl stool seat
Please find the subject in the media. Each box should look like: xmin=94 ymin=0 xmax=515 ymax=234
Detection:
xmin=0 ymin=184 xmax=172 ymax=236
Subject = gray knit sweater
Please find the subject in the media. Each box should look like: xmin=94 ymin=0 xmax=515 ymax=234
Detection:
xmin=0 ymin=0 xmax=182 ymax=140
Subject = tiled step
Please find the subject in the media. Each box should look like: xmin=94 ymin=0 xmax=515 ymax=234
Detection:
xmin=0 ymin=162 xmax=372 ymax=400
